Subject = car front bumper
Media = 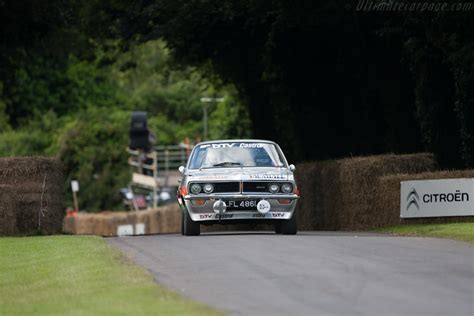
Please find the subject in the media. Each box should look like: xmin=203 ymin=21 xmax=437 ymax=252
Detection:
xmin=181 ymin=193 xmax=299 ymax=222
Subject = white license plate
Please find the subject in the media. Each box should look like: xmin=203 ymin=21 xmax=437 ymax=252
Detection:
xmin=226 ymin=200 xmax=258 ymax=210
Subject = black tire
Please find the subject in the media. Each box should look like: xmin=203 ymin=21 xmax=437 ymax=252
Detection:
xmin=180 ymin=211 xmax=185 ymax=235
xmin=281 ymin=212 xmax=297 ymax=235
xmin=274 ymin=222 xmax=282 ymax=234
xmin=182 ymin=209 xmax=200 ymax=236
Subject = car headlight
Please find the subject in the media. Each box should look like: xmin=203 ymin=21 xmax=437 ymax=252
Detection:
xmin=190 ymin=183 xmax=202 ymax=194
xmin=269 ymin=183 xmax=280 ymax=193
xmin=281 ymin=183 xmax=293 ymax=193
xmin=203 ymin=183 xmax=214 ymax=193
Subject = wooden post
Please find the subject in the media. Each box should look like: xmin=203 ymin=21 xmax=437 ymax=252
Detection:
xmin=72 ymin=191 xmax=79 ymax=212
xmin=138 ymin=149 xmax=144 ymax=174
xmin=153 ymin=151 xmax=158 ymax=209
xmin=71 ymin=180 xmax=80 ymax=211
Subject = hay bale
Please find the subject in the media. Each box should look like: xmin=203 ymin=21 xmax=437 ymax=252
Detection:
xmin=158 ymin=204 xmax=181 ymax=233
xmin=338 ymin=153 xmax=437 ymax=229
xmin=377 ymin=170 xmax=474 ymax=226
xmin=136 ymin=204 xmax=181 ymax=234
xmin=148 ymin=209 xmax=165 ymax=234
xmin=295 ymin=153 xmax=437 ymax=230
xmin=0 ymin=157 xmax=64 ymax=186
xmin=135 ymin=210 xmax=152 ymax=233
xmin=295 ymin=160 xmax=342 ymax=230
xmin=63 ymin=216 xmax=76 ymax=234
xmin=0 ymin=186 xmax=16 ymax=235
xmin=0 ymin=185 xmax=65 ymax=235
xmin=64 ymin=204 xmax=182 ymax=236
xmin=0 ymin=157 xmax=65 ymax=235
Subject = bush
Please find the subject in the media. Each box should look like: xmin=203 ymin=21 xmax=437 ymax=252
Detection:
xmin=55 ymin=107 xmax=130 ymax=211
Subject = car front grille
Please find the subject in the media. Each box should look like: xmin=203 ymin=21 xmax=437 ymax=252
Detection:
xmin=193 ymin=181 xmax=284 ymax=193
xmin=242 ymin=182 xmax=269 ymax=193
xmin=212 ymin=182 xmax=240 ymax=193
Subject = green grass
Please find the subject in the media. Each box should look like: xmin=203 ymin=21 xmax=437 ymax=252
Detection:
xmin=378 ymin=222 xmax=474 ymax=243
xmin=0 ymin=236 xmax=224 ymax=315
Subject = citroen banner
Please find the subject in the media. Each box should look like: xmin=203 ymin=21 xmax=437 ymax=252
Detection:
xmin=400 ymin=178 xmax=474 ymax=218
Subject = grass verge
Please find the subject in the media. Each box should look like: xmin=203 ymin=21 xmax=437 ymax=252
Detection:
xmin=0 ymin=235 xmax=223 ymax=315
xmin=377 ymin=222 xmax=474 ymax=243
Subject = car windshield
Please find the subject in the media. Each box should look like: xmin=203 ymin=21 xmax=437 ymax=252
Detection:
xmin=188 ymin=142 xmax=286 ymax=169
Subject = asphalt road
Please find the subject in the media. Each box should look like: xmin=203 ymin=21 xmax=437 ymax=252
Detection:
xmin=107 ymin=232 xmax=474 ymax=316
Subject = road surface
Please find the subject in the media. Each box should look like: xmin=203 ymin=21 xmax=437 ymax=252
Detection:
xmin=107 ymin=232 xmax=473 ymax=316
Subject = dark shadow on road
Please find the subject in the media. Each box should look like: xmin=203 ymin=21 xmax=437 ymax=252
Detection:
xmin=104 ymin=230 xmax=390 ymax=238
xmin=185 ymin=231 xmax=389 ymax=237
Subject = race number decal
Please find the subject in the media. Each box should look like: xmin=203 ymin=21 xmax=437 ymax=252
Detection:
xmin=257 ymin=200 xmax=271 ymax=213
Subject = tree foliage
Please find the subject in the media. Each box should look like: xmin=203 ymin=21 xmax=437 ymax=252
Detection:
xmin=88 ymin=0 xmax=474 ymax=167
xmin=0 ymin=0 xmax=251 ymax=210
xmin=1 ymin=0 xmax=473 ymax=209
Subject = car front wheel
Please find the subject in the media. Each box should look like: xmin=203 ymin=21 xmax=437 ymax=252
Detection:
xmin=182 ymin=210 xmax=200 ymax=236
xmin=180 ymin=210 xmax=185 ymax=235
xmin=280 ymin=212 xmax=297 ymax=235
xmin=274 ymin=222 xmax=282 ymax=234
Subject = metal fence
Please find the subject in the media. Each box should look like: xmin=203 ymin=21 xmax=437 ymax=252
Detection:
xmin=126 ymin=143 xmax=193 ymax=209
xmin=127 ymin=144 xmax=192 ymax=173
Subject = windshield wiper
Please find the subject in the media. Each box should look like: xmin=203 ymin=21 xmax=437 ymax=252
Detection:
xmin=212 ymin=162 xmax=242 ymax=167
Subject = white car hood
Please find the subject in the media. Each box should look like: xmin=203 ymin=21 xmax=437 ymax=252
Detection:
xmin=186 ymin=167 xmax=292 ymax=182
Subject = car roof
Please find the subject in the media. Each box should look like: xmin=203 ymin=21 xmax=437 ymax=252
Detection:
xmin=195 ymin=139 xmax=278 ymax=146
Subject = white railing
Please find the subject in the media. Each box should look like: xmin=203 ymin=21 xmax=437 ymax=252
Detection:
xmin=126 ymin=143 xmax=193 ymax=210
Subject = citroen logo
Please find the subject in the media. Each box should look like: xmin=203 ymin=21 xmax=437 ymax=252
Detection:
xmin=406 ymin=188 xmax=420 ymax=210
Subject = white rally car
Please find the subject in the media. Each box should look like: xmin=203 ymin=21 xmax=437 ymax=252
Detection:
xmin=177 ymin=139 xmax=299 ymax=236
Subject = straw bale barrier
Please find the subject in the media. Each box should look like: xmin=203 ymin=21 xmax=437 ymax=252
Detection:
xmin=377 ymin=171 xmax=474 ymax=225
xmin=63 ymin=203 xmax=181 ymax=236
xmin=0 ymin=157 xmax=65 ymax=235
xmin=295 ymin=153 xmax=437 ymax=230
xmin=0 ymin=186 xmax=16 ymax=235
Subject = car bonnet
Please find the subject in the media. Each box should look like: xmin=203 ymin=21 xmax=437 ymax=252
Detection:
xmin=185 ymin=167 xmax=292 ymax=182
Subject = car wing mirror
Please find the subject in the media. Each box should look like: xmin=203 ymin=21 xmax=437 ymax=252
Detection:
xmin=289 ymin=164 xmax=296 ymax=172
xmin=178 ymin=166 xmax=186 ymax=173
